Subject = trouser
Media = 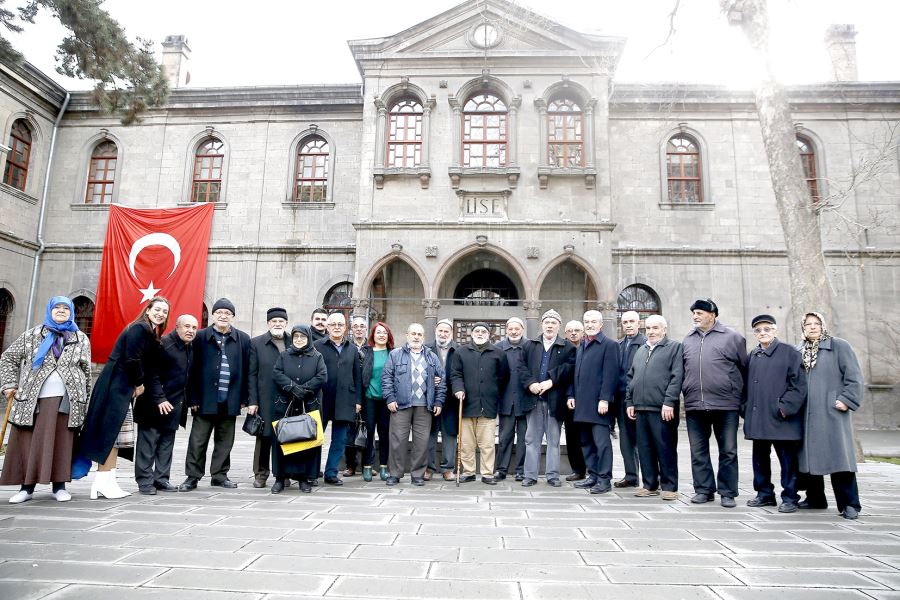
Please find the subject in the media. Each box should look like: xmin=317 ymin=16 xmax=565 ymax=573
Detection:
xmin=635 ymin=410 xmax=679 ymax=492
xmin=496 ymin=413 xmax=527 ymax=476
xmin=801 ymin=471 xmax=861 ymax=513
xmin=524 ymin=401 xmax=561 ymax=480
xmin=134 ymin=425 xmax=176 ymax=487
xmin=388 ymin=406 xmax=433 ymax=478
xmin=614 ymin=393 xmax=640 ymax=483
xmin=460 ymin=416 xmax=496 ymax=477
xmin=685 ymin=409 xmax=739 ymax=498
xmin=253 ymin=436 xmax=271 ymax=481
xmin=563 ymin=411 xmax=586 ymax=475
xmin=752 ymin=439 xmax=800 ymax=503
xmin=428 ymin=413 xmax=458 ymax=473
xmin=363 ymin=396 xmax=390 ymax=467
xmin=184 ymin=408 xmax=236 ymax=481
xmin=322 ymin=417 xmax=351 ymax=479
xmin=580 ymin=422 xmax=613 ymax=483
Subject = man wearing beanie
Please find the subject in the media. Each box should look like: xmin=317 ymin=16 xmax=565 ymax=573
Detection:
xmin=741 ymin=315 xmax=806 ymax=513
xmin=614 ymin=311 xmax=645 ymax=489
xmin=681 ymin=298 xmax=748 ymax=508
xmin=180 ymin=298 xmax=251 ymax=491
xmin=519 ymin=309 xmax=576 ymax=487
xmin=426 ymin=319 xmax=460 ymax=481
xmin=247 ymin=307 xmax=289 ymax=488
xmin=449 ymin=323 xmax=509 ymax=484
xmin=494 ymin=316 xmax=529 ymax=481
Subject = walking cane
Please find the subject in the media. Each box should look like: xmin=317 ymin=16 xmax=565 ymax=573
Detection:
xmin=456 ymin=393 xmax=463 ymax=487
xmin=0 ymin=390 xmax=14 ymax=451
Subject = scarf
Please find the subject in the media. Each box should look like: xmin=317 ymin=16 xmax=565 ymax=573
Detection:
xmin=33 ymin=296 xmax=79 ymax=370
xmin=800 ymin=311 xmax=831 ymax=372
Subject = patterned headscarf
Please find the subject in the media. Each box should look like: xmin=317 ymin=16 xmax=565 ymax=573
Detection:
xmin=800 ymin=311 xmax=831 ymax=372
xmin=33 ymin=296 xmax=79 ymax=369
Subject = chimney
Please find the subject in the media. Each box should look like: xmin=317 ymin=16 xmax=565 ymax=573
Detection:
xmin=161 ymin=35 xmax=191 ymax=88
xmin=824 ymin=25 xmax=858 ymax=82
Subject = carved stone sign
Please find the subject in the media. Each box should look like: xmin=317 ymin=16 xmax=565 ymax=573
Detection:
xmin=457 ymin=190 xmax=510 ymax=221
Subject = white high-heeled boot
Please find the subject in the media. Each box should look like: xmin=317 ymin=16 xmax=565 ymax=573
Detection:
xmin=90 ymin=469 xmax=131 ymax=499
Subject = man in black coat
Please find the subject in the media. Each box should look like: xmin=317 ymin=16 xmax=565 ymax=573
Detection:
xmin=309 ymin=307 xmax=328 ymax=343
xmin=495 ymin=317 xmax=529 ymax=482
xmin=344 ymin=315 xmax=370 ymax=477
xmin=426 ymin=319 xmax=459 ymax=481
xmin=179 ymin=298 xmax=251 ymax=491
xmin=247 ymin=307 xmax=289 ymax=488
xmin=614 ymin=311 xmax=645 ymax=488
xmin=742 ymin=315 xmax=807 ymax=513
xmin=449 ymin=322 xmax=509 ymax=485
xmin=134 ymin=314 xmax=197 ymax=494
xmin=314 ymin=312 xmax=362 ymax=485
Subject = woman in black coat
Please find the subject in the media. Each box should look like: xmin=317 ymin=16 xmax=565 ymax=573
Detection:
xmin=270 ymin=325 xmax=327 ymax=493
xmin=82 ymin=296 xmax=170 ymax=500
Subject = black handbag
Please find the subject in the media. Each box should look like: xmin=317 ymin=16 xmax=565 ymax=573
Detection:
xmin=352 ymin=415 xmax=368 ymax=448
xmin=275 ymin=399 xmax=317 ymax=444
xmin=242 ymin=411 xmax=265 ymax=437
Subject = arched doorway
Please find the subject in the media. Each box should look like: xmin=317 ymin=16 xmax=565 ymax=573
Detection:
xmin=72 ymin=296 xmax=95 ymax=338
xmin=323 ymin=281 xmax=353 ymax=324
xmin=0 ymin=288 xmax=14 ymax=350
xmin=366 ymin=258 xmax=426 ymax=336
xmin=537 ymin=258 xmax=599 ymax=326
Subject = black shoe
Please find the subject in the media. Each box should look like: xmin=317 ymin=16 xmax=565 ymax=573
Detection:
xmin=514 ymin=473 xmax=525 ymax=482
xmin=842 ymin=506 xmax=859 ymax=520
xmin=778 ymin=502 xmax=798 ymax=513
xmin=747 ymin=496 xmax=777 ymax=507
xmin=385 ymin=476 xmax=400 ymax=486
xmin=547 ymin=478 xmax=562 ymax=487
xmin=522 ymin=478 xmax=537 ymax=487
xmin=411 ymin=477 xmax=425 ymax=486
xmin=613 ymin=478 xmax=638 ymax=488
xmin=494 ymin=472 xmax=507 ymax=481
xmin=482 ymin=477 xmax=497 ymax=485
xmin=211 ymin=478 xmax=237 ymax=489
xmin=690 ymin=493 xmax=715 ymax=504
xmin=798 ymin=500 xmax=828 ymax=509
xmin=271 ymin=480 xmax=285 ymax=494
xmin=721 ymin=497 xmax=737 ymax=508
xmin=300 ymin=481 xmax=312 ymax=493
xmin=590 ymin=482 xmax=612 ymax=494
xmin=178 ymin=477 xmax=198 ymax=492
xmin=458 ymin=475 xmax=476 ymax=483
xmin=566 ymin=472 xmax=586 ymax=482
xmin=154 ymin=481 xmax=178 ymax=492
xmin=324 ymin=476 xmax=343 ymax=486
xmin=574 ymin=478 xmax=597 ymax=489
xmin=138 ymin=485 xmax=157 ymax=495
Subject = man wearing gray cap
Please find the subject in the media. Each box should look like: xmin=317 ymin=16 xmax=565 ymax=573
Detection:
xmin=426 ymin=319 xmax=459 ymax=481
xmin=495 ymin=316 xmax=529 ymax=481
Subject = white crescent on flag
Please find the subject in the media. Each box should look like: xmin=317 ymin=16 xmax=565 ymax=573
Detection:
xmin=128 ymin=233 xmax=182 ymax=302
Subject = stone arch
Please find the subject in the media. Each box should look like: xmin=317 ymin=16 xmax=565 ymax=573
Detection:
xmin=2 ymin=112 xmax=45 ymax=197
xmin=378 ymin=79 xmax=429 ymax=107
xmin=535 ymin=253 xmax=603 ymax=325
xmin=540 ymin=79 xmax=593 ymax=106
xmin=454 ymin=75 xmax=517 ymax=107
xmin=182 ymin=127 xmax=232 ymax=204
xmin=433 ymin=243 xmax=531 ymax=301
xmin=659 ymin=123 xmax=713 ymax=205
xmin=535 ymin=252 xmax=603 ymax=301
xmin=359 ymin=252 xmax=429 ymax=299
xmin=74 ymin=132 xmax=124 ymax=205
xmin=286 ymin=125 xmax=337 ymax=203
xmin=358 ymin=252 xmax=429 ymax=334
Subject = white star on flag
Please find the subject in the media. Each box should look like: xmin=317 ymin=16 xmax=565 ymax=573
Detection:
xmin=138 ymin=281 xmax=161 ymax=302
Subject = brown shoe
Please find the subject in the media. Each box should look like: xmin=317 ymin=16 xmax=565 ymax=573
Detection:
xmin=252 ymin=478 xmax=267 ymax=489
xmin=613 ymin=478 xmax=638 ymax=488
xmin=565 ymin=472 xmax=586 ymax=482
xmin=633 ymin=488 xmax=660 ymax=497
xmin=442 ymin=471 xmax=454 ymax=481
xmin=661 ymin=491 xmax=679 ymax=501
xmin=423 ymin=469 xmax=433 ymax=481
xmin=342 ymin=468 xmax=356 ymax=477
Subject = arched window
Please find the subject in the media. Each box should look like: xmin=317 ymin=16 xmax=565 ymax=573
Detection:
xmin=192 ymin=137 xmax=224 ymax=203
xmin=3 ymin=119 xmax=32 ymax=191
xmin=617 ymin=284 xmax=661 ymax=335
xmin=547 ymin=97 xmax=583 ymax=167
xmin=295 ymin=137 xmax=329 ymax=202
xmin=387 ymin=98 xmax=423 ymax=168
xmin=323 ymin=282 xmax=353 ymax=323
xmin=0 ymin=288 xmax=13 ymax=350
xmin=796 ymin=136 xmax=819 ymax=202
xmin=84 ymin=141 xmax=118 ymax=204
xmin=72 ymin=296 xmax=95 ymax=338
xmin=462 ymin=93 xmax=507 ymax=167
xmin=666 ymin=135 xmax=702 ymax=203
xmin=454 ymin=269 xmax=519 ymax=306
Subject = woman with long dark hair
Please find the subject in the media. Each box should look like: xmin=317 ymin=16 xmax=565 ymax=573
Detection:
xmin=361 ymin=322 xmax=394 ymax=482
xmin=81 ymin=296 xmax=170 ymax=499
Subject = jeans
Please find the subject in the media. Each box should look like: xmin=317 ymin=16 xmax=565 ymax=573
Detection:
xmin=363 ymin=396 xmax=390 ymax=467
xmin=635 ymin=410 xmax=679 ymax=492
xmin=524 ymin=401 xmax=561 ymax=480
xmin=685 ymin=409 xmax=739 ymax=498
xmin=323 ymin=418 xmax=351 ymax=479
xmin=752 ymin=439 xmax=800 ymax=503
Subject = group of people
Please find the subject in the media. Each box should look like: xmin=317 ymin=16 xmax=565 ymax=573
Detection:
xmin=0 ymin=294 xmax=864 ymax=520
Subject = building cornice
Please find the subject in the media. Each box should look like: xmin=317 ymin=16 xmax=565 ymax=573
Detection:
xmin=612 ymin=247 xmax=899 ymax=259
xmin=42 ymin=244 xmax=356 ymax=256
xmin=354 ymin=220 xmax=617 ymax=232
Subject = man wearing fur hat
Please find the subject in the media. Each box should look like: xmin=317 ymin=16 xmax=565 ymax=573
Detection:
xmin=494 ymin=316 xmax=529 ymax=481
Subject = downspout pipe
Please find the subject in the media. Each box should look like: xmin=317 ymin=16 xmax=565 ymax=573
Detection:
xmin=26 ymin=91 xmax=70 ymax=327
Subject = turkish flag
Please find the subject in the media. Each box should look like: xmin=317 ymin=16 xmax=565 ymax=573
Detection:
xmin=92 ymin=203 xmax=215 ymax=362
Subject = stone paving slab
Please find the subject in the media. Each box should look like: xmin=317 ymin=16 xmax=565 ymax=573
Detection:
xmin=327 ymin=576 xmax=519 ymax=599
xmin=580 ymin=550 xmax=740 ymax=567
xmin=146 ymin=568 xmax=335 ymax=595
xmin=0 ymin=560 xmax=166 ymax=585
xmin=43 ymin=586 xmax=262 ymax=600
xmin=727 ymin=568 xmax=889 ymax=589
xmin=0 ymin=581 xmax=66 ymax=600
xmin=430 ymin=561 xmax=608 ymax=582
xmin=251 ymin=555 xmax=429 ymax=578
xmin=120 ymin=534 xmax=249 ymax=551
xmin=392 ymin=533 xmax=502 ymax=549
xmin=711 ymin=588 xmax=875 ymax=600
xmin=240 ymin=540 xmax=357 ymax=558
xmin=519 ymin=582 xmax=720 ymax=600
xmin=0 ymin=541 xmax=136 ymax=563
xmin=116 ymin=548 xmax=260 ymax=569
xmin=458 ymin=547 xmax=585 ymax=565
xmin=603 ymin=565 xmax=743 ymax=585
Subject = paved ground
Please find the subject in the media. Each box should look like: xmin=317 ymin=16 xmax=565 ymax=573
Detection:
xmin=1 ymin=420 xmax=899 ymax=600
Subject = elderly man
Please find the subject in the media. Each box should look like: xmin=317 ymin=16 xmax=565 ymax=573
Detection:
xmin=344 ymin=315 xmax=370 ymax=477
xmin=495 ymin=316 xmax=529 ymax=482
xmin=614 ymin=311 xmax=644 ymax=488
xmin=519 ymin=309 xmax=576 ymax=487
xmin=382 ymin=323 xmax=446 ymax=486
xmin=309 ymin=307 xmax=328 ymax=343
xmin=426 ymin=319 xmax=459 ymax=481
xmin=742 ymin=315 xmax=807 ymax=513
xmin=561 ymin=319 xmax=587 ymax=481
xmin=450 ymin=322 xmax=509 ymax=484
xmin=180 ymin=298 xmax=251 ymax=491
xmin=682 ymin=298 xmax=748 ymax=508
xmin=247 ymin=307 xmax=288 ymax=488
xmin=135 ymin=314 xmax=197 ymax=494
xmin=568 ymin=310 xmax=619 ymax=494
xmin=625 ymin=315 xmax=683 ymax=500
xmin=315 ymin=312 xmax=362 ymax=485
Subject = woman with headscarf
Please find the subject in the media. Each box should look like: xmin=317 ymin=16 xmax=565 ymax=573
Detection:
xmin=0 ymin=296 xmax=92 ymax=503
xmin=80 ymin=296 xmax=170 ymax=499
xmin=797 ymin=311 xmax=865 ymax=519
xmin=270 ymin=324 xmax=327 ymax=494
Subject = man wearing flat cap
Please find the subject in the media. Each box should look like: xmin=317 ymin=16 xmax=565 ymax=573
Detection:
xmin=247 ymin=307 xmax=289 ymax=488
xmin=426 ymin=319 xmax=460 ymax=481
xmin=449 ymin=322 xmax=509 ymax=484
xmin=180 ymin=298 xmax=251 ymax=491
xmin=742 ymin=315 xmax=807 ymax=513
xmin=494 ymin=316 xmax=529 ymax=481
xmin=681 ymin=298 xmax=748 ymax=507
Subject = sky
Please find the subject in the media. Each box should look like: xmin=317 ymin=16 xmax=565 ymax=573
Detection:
xmin=6 ymin=0 xmax=899 ymax=90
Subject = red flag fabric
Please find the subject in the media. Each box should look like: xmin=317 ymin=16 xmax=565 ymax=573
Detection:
xmin=92 ymin=203 xmax=215 ymax=362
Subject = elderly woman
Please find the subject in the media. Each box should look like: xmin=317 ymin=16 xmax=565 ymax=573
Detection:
xmin=81 ymin=296 xmax=170 ymax=499
xmin=270 ymin=324 xmax=326 ymax=494
xmin=0 ymin=296 xmax=92 ymax=503
xmin=797 ymin=312 xmax=864 ymax=520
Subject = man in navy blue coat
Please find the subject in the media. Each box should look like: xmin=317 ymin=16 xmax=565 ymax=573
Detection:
xmin=567 ymin=310 xmax=620 ymax=494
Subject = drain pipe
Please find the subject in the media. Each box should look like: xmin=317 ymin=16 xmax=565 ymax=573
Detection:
xmin=25 ymin=91 xmax=70 ymax=327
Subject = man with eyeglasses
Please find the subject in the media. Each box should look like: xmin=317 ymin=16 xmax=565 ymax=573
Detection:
xmin=741 ymin=315 xmax=807 ymax=513
xmin=561 ymin=320 xmax=587 ymax=481
xmin=344 ymin=316 xmax=370 ymax=477
xmin=681 ymin=299 xmax=748 ymax=508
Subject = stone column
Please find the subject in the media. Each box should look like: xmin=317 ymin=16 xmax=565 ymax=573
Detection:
xmin=523 ymin=300 xmax=543 ymax=339
xmin=422 ymin=299 xmax=441 ymax=343
xmin=508 ymin=96 xmax=522 ymax=165
xmin=373 ymin=98 xmax=387 ymax=167
xmin=351 ymin=298 xmax=371 ymax=320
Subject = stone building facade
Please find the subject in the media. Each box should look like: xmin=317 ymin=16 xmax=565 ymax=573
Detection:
xmin=0 ymin=1 xmax=897 ymax=426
